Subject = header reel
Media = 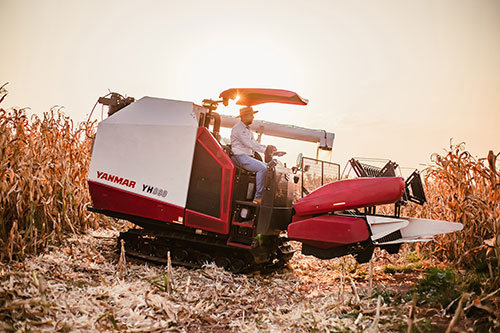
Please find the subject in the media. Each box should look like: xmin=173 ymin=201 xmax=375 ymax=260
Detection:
xmin=348 ymin=158 xmax=427 ymax=216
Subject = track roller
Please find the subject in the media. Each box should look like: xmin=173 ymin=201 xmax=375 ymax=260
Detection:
xmin=230 ymin=259 xmax=246 ymax=272
xmin=196 ymin=253 xmax=212 ymax=265
xmin=215 ymin=256 xmax=231 ymax=269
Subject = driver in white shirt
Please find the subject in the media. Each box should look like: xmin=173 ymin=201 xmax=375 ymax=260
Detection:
xmin=231 ymin=106 xmax=280 ymax=204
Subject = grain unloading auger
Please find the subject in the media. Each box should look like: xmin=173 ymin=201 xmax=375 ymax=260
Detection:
xmin=87 ymin=88 xmax=462 ymax=272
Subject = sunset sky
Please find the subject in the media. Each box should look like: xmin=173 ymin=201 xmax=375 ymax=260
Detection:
xmin=1 ymin=0 xmax=499 ymax=171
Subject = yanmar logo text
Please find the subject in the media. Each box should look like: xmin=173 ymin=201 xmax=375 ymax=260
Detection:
xmin=97 ymin=171 xmax=136 ymax=188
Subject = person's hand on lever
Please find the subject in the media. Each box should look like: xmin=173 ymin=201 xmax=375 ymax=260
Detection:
xmin=264 ymin=145 xmax=277 ymax=163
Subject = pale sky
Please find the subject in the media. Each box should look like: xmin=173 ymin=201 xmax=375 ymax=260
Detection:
xmin=1 ymin=0 xmax=499 ymax=171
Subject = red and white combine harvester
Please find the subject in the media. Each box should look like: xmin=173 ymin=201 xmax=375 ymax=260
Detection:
xmin=87 ymin=88 xmax=462 ymax=271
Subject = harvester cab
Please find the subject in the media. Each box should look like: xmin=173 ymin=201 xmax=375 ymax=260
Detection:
xmin=87 ymin=88 xmax=463 ymax=272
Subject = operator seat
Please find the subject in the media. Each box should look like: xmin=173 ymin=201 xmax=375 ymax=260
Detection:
xmin=224 ymin=144 xmax=258 ymax=201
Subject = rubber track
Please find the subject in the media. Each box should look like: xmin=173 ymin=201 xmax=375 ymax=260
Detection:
xmin=119 ymin=229 xmax=294 ymax=273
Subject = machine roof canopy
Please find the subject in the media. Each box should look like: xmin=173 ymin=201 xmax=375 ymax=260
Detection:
xmin=219 ymin=88 xmax=308 ymax=107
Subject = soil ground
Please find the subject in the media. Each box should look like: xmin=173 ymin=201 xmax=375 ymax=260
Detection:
xmin=0 ymin=227 xmax=474 ymax=332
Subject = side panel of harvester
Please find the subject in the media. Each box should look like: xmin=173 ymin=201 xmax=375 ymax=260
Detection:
xmin=184 ymin=127 xmax=235 ymax=234
xmin=88 ymin=97 xmax=201 ymax=225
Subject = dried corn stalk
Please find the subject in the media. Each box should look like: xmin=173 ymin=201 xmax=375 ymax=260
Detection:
xmin=403 ymin=143 xmax=500 ymax=267
xmin=0 ymin=107 xmax=106 ymax=261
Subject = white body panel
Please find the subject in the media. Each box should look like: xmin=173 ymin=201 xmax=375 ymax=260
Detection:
xmin=366 ymin=215 xmax=463 ymax=245
xmin=88 ymin=97 xmax=201 ymax=207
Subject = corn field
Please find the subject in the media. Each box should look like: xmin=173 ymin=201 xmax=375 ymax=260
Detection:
xmin=0 ymin=92 xmax=499 ymax=330
xmin=0 ymin=106 xmax=104 ymax=261
xmin=402 ymin=143 xmax=500 ymax=269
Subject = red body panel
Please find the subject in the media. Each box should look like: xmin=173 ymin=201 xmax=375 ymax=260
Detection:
xmin=219 ymin=88 xmax=308 ymax=106
xmin=184 ymin=127 xmax=234 ymax=234
xmin=287 ymin=215 xmax=370 ymax=249
xmin=185 ymin=209 xmax=228 ymax=234
xmin=88 ymin=181 xmax=184 ymax=223
xmin=294 ymin=177 xmax=405 ymax=217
